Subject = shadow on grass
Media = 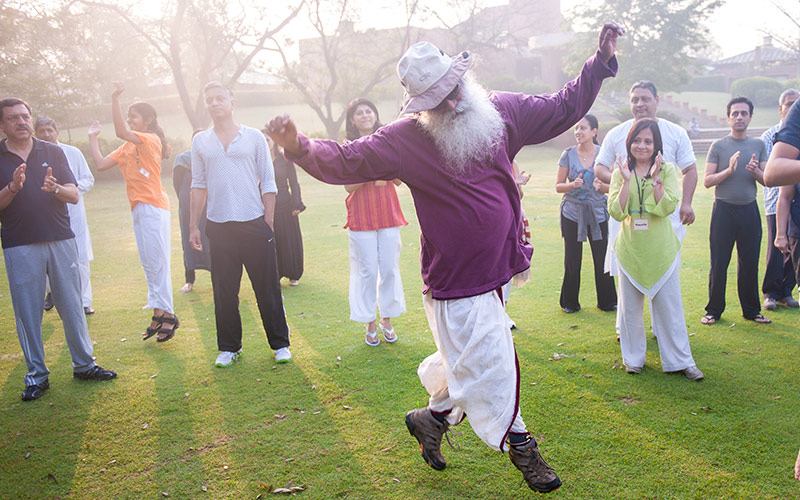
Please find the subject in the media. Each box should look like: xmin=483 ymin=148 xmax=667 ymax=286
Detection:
xmin=0 ymin=322 xmax=104 ymax=499
xmin=510 ymin=307 xmax=800 ymax=498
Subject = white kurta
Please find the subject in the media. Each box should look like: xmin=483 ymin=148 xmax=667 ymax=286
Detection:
xmin=58 ymin=142 xmax=94 ymax=263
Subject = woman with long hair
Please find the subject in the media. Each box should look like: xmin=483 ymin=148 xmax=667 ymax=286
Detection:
xmin=607 ymin=118 xmax=701 ymax=380
xmin=344 ymin=97 xmax=407 ymax=346
xmin=555 ymin=114 xmax=616 ymax=314
xmin=88 ymin=82 xmax=178 ymax=342
xmin=263 ymin=130 xmax=306 ymax=285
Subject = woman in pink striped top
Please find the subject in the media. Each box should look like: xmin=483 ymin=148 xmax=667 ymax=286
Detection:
xmin=344 ymin=98 xmax=408 ymax=346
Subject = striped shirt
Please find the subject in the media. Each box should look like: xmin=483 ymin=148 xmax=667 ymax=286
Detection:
xmin=345 ymin=181 xmax=408 ymax=231
xmin=762 ymin=122 xmax=782 ymax=215
xmin=191 ymin=125 xmax=277 ymax=223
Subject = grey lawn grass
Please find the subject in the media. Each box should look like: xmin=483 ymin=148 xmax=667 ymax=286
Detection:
xmin=0 ymin=145 xmax=798 ymax=499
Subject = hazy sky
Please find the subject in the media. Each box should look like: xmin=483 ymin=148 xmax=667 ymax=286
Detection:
xmin=349 ymin=0 xmax=797 ymax=59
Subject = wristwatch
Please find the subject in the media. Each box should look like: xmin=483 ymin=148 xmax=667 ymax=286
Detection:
xmin=54 ymin=185 xmax=60 ymax=194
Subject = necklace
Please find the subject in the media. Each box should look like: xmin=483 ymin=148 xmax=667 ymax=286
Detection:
xmin=577 ymin=145 xmax=595 ymax=164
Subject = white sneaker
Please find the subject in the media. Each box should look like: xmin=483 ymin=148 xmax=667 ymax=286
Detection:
xmin=215 ymin=350 xmax=241 ymax=367
xmin=275 ymin=347 xmax=292 ymax=363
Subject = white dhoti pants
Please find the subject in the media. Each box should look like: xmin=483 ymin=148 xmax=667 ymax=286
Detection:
xmin=618 ymin=266 xmax=695 ymax=372
xmin=418 ymin=290 xmax=525 ymax=452
xmin=348 ymin=227 xmax=405 ymax=323
xmin=131 ymin=203 xmax=173 ymax=313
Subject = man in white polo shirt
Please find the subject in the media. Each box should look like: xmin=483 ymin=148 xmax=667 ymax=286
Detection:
xmin=190 ymin=82 xmax=291 ymax=367
xmin=595 ymin=81 xmax=698 ymax=337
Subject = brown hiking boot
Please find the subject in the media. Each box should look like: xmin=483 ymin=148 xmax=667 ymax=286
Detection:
xmin=405 ymin=407 xmax=448 ymax=470
xmin=508 ymin=437 xmax=562 ymax=493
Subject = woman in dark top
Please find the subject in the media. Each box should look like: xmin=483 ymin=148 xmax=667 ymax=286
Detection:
xmin=264 ymin=131 xmax=306 ymax=285
xmin=172 ymin=129 xmax=211 ymax=293
xmin=555 ymin=114 xmax=617 ymax=313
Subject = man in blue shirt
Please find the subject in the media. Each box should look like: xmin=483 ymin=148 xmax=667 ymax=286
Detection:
xmin=0 ymin=98 xmax=116 ymax=401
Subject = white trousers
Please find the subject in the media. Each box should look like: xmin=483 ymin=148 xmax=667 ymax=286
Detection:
xmin=618 ymin=266 xmax=695 ymax=372
xmin=348 ymin=227 xmax=405 ymax=323
xmin=418 ymin=291 xmax=525 ymax=452
xmin=78 ymin=261 xmax=92 ymax=307
xmin=132 ymin=203 xmax=173 ymax=313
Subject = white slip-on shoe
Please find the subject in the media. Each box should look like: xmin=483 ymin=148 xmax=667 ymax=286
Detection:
xmin=215 ymin=350 xmax=241 ymax=367
xmin=275 ymin=347 xmax=292 ymax=363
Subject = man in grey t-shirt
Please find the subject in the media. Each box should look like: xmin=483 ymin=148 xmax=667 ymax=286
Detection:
xmin=701 ymin=97 xmax=769 ymax=325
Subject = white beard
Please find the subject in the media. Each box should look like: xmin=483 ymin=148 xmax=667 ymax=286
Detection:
xmin=417 ymin=76 xmax=505 ymax=176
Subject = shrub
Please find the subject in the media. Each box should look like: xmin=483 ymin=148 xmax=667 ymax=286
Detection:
xmin=730 ymin=77 xmax=783 ymax=107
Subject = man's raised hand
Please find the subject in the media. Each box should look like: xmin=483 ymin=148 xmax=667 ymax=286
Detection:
xmin=745 ymin=153 xmax=759 ymax=177
xmin=598 ymin=22 xmax=625 ymax=64
xmin=266 ymin=114 xmax=301 ymax=156
xmin=41 ymin=167 xmax=57 ymax=193
xmin=728 ymin=150 xmax=740 ymax=173
xmin=11 ymin=163 xmax=26 ymax=192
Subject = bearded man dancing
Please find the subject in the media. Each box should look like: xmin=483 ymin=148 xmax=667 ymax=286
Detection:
xmin=268 ymin=23 xmax=622 ymax=492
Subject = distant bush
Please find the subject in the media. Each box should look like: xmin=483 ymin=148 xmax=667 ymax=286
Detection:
xmin=681 ymin=75 xmax=726 ymax=92
xmin=784 ymin=78 xmax=800 ymax=92
xmin=730 ymin=77 xmax=783 ymax=107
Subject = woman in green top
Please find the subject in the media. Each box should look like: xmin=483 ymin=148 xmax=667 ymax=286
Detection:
xmin=608 ymin=119 xmax=703 ymax=380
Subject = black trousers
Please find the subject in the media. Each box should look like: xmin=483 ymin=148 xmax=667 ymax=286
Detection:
xmin=788 ymin=237 xmax=800 ymax=285
xmin=761 ymin=214 xmax=796 ymax=299
xmin=559 ymin=215 xmax=617 ymax=311
xmin=206 ymin=218 xmax=290 ymax=352
xmin=705 ymin=200 xmax=762 ymax=319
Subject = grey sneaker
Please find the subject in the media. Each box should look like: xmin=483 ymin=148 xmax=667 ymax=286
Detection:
xmin=508 ymin=437 xmax=562 ymax=493
xmin=275 ymin=347 xmax=292 ymax=363
xmin=683 ymin=365 xmax=704 ymax=381
xmin=625 ymin=365 xmax=642 ymax=374
xmin=405 ymin=408 xmax=448 ymax=470
xmin=215 ymin=350 xmax=241 ymax=367
xmin=778 ymin=296 xmax=800 ymax=308
xmin=762 ymin=297 xmax=777 ymax=310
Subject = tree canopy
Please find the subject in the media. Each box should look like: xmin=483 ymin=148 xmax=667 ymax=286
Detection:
xmin=565 ymin=0 xmax=722 ymax=92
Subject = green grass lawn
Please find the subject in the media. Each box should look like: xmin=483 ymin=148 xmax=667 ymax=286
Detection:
xmin=1 ymin=146 xmax=799 ymax=499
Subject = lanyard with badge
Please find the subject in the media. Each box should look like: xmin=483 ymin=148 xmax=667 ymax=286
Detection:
xmin=631 ymin=164 xmax=650 ymax=231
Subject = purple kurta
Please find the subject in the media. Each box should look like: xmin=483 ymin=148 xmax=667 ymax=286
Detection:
xmin=287 ymin=51 xmax=617 ymax=300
